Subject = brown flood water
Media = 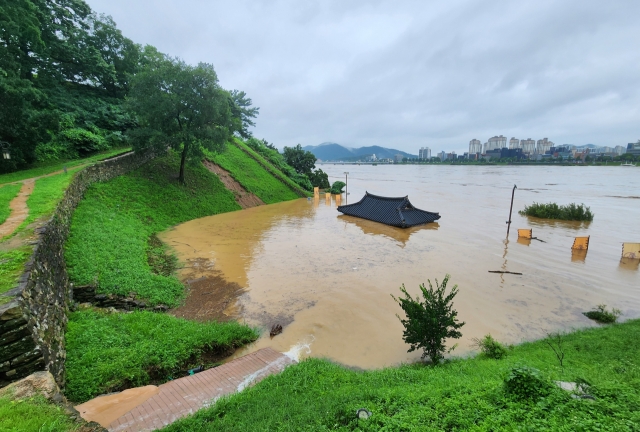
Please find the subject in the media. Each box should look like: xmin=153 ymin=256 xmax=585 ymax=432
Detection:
xmin=159 ymin=165 xmax=640 ymax=369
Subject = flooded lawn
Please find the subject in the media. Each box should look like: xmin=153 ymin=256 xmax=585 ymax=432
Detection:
xmin=159 ymin=165 xmax=640 ymax=368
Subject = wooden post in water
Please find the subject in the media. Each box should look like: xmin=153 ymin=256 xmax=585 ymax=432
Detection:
xmin=506 ymin=184 xmax=517 ymax=238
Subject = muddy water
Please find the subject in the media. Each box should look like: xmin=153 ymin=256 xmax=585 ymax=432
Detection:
xmin=160 ymin=165 xmax=640 ymax=369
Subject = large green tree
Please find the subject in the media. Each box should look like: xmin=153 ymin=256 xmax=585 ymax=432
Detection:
xmin=127 ymin=57 xmax=257 ymax=183
xmin=283 ymin=144 xmax=316 ymax=175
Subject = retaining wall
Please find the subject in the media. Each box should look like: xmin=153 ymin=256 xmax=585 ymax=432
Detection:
xmin=0 ymin=150 xmax=155 ymax=388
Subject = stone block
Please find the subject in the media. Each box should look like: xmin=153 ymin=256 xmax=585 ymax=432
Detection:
xmin=0 ymin=316 xmax=27 ymax=332
xmin=0 ymin=324 xmax=30 ymax=345
xmin=0 ymin=336 xmax=36 ymax=363
xmin=11 ymin=347 xmax=42 ymax=366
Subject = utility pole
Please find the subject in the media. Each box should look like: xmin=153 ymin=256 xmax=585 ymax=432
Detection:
xmin=343 ymin=172 xmax=349 ymax=204
xmin=506 ymin=184 xmax=517 ymax=238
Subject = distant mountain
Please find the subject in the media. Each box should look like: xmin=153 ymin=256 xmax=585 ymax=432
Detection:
xmin=303 ymin=142 xmax=418 ymax=161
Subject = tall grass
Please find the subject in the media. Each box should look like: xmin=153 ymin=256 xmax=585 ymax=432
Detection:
xmin=519 ymin=202 xmax=594 ymax=221
xmin=65 ymin=153 xmax=240 ymax=306
xmin=0 ymin=246 xmax=32 ymax=295
xmin=165 ymin=319 xmax=640 ymax=431
xmin=65 ymin=308 xmax=259 ymax=403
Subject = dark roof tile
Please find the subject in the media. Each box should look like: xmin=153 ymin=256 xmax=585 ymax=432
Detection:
xmin=337 ymin=192 xmax=440 ymax=228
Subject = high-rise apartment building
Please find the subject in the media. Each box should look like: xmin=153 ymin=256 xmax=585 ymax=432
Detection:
xmin=484 ymin=135 xmax=507 ymax=153
xmin=520 ymin=138 xmax=536 ymax=153
xmin=536 ymin=138 xmax=553 ymax=154
xmin=419 ymin=147 xmax=431 ymax=160
xmin=468 ymin=139 xmax=482 ymax=154
xmin=509 ymin=137 xmax=521 ymax=149
xmin=438 ymin=151 xmax=446 ymax=161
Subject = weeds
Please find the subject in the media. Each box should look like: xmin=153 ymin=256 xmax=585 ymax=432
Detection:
xmin=583 ymin=304 xmax=622 ymax=324
xmin=545 ymin=332 xmax=566 ymax=369
xmin=471 ymin=334 xmax=508 ymax=359
xmin=519 ymin=202 xmax=594 ymax=221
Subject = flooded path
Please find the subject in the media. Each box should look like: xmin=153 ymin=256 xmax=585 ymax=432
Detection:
xmin=160 ymin=165 xmax=640 ymax=369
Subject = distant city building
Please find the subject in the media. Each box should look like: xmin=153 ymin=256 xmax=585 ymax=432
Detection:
xmin=394 ymin=154 xmax=404 ymax=163
xmin=627 ymin=142 xmax=640 ymax=156
xmin=468 ymin=139 xmax=482 ymax=154
xmin=520 ymin=138 xmax=536 ymax=154
xmin=419 ymin=147 xmax=431 ymax=160
xmin=438 ymin=151 xmax=446 ymax=161
xmin=484 ymin=135 xmax=507 ymax=153
xmin=614 ymin=146 xmax=625 ymax=155
xmin=448 ymin=151 xmax=457 ymax=160
xmin=483 ymin=148 xmax=525 ymax=160
xmin=536 ymin=138 xmax=553 ymax=154
xmin=509 ymin=137 xmax=521 ymax=149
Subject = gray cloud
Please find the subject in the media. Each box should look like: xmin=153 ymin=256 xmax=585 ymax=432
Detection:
xmin=85 ymin=0 xmax=640 ymax=153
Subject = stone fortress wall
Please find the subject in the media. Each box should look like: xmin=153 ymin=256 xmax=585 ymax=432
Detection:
xmin=0 ymin=150 xmax=155 ymax=388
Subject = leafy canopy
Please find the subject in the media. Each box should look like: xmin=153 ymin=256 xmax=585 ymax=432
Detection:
xmin=283 ymin=144 xmax=317 ymax=175
xmin=127 ymin=57 xmax=257 ymax=182
xmin=392 ymin=274 xmax=465 ymax=364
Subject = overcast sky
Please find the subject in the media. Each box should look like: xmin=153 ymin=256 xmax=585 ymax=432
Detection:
xmin=86 ymin=0 xmax=640 ymax=153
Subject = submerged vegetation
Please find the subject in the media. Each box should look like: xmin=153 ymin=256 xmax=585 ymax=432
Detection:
xmin=519 ymin=202 xmax=594 ymax=221
xmin=583 ymin=304 xmax=622 ymax=324
xmin=65 ymin=308 xmax=258 ymax=403
xmin=165 ymin=318 xmax=640 ymax=431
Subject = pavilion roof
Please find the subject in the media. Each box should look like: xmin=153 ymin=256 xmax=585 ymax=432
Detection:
xmin=337 ymin=192 xmax=440 ymax=228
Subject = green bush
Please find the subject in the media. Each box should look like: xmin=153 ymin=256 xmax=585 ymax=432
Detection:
xmin=472 ymin=334 xmax=508 ymax=359
xmin=518 ymin=202 xmax=594 ymax=221
xmin=244 ymin=138 xmax=313 ymax=191
xmin=391 ymin=274 xmax=465 ymax=364
xmin=65 ymin=308 xmax=258 ymax=402
xmin=504 ymin=365 xmax=551 ymax=400
xmin=583 ymin=304 xmax=622 ymax=324
xmin=329 ymin=180 xmax=346 ymax=195
xmin=58 ymin=128 xmax=109 ymax=157
xmin=308 ymin=168 xmax=330 ymax=189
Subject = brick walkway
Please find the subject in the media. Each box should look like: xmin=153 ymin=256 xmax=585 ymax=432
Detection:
xmin=107 ymin=348 xmax=294 ymax=432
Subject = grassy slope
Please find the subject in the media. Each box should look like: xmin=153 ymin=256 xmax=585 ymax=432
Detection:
xmin=0 ymin=147 xmax=131 ymax=185
xmin=65 ymin=308 xmax=258 ymax=402
xmin=232 ymin=140 xmax=310 ymax=196
xmin=65 ymin=153 xmax=240 ymax=306
xmin=0 ymin=183 xmax=22 ymax=224
xmin=166 ymin=320 xmax=640 ymax=431
xmin=0 ymin=396 xmax=79 ymax=432
xmin=207 ymin=142 xmax=300 ymax=204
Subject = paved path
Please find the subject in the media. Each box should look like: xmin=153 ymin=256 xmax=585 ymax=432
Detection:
xmin=103 ymin=348 xmax=294 ymax=432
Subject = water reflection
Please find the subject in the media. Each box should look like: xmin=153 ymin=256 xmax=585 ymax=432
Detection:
xmin=516 ymin=237 xmax=532 ymax=247
xmin=619 ymin=258 xmax=639 ymax=271
xmin=527 ymin=217 xmax=591 ymax=230
xmin=571 ymin=249 xmax=588 ymax=262
xmin=337 ymin=215 xmax=439 ymax=247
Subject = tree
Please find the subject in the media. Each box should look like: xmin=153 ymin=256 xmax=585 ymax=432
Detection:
xmin=307 ymin=169 xmax=330 ymax=189
xmin=391 ymin=275 xmax=465 ymax=364
xmin=127 ymin=57 xmax=256 ymax=183
xmin=283 ymin=144 xmax=316 ymax=175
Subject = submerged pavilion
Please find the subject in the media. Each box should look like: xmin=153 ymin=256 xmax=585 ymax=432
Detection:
xmin=337 ymin=192 xmax=441 ymax=228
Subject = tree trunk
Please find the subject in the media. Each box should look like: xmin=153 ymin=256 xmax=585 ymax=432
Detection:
xmin=179 ymin=142 xmax=189 ymax=184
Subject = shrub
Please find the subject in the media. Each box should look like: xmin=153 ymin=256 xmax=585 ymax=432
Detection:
xmin=471 ymin=334 xmax=507 ymax=359
xmin=57 ymin=128 xmax=109 ymax=157
xmin=504 ymin=365 xmax=551 ymax=400
xmin=518 ymin=202 xmax=594 ymax=221
xmin=391 ymin=274 xmax=465 ymax=364
xmin=330 ymin=181 xmax=346 ymax=195
xmin=583 ymin=304 xmax=622 ymax=324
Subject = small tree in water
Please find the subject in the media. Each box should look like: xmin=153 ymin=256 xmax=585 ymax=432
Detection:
xmin=392 ymin=275 xmax=465 ymax=364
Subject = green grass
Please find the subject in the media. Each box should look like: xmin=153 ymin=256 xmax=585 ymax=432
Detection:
xmin=207 ymin=142 xmax=301 ymax=204
xmin=0 ymin=246 xmax=32 ymax=295
xmin=0 ymin=183 xmax=22 ymax=225
xmin=0 ymin=147 xmax=130 ymax=185
xmin=519 ymin=202 xmax=594 ymax=221
xmin=65 ymin=308 xmax=259 ymax=403
xmin=165 ymin=319 xmax=640 ymax=431
xmin=0 ymin=395 xmax=79 ymax=432
xmin=65 ymin=153 xmax=241 ymax=306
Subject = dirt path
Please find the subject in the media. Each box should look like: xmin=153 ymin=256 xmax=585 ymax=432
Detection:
xmin=0 ymin=180 xmax=35 ymax=238
xmin=203 ymin=160 xmax=264 ymax=209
